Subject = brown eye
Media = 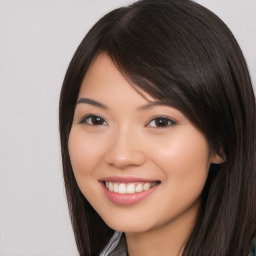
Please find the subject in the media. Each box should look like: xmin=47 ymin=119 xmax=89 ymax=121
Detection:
xmin=148 ymin=117 xmax=176 ymax=128
xmin=80 ymin=115 xmax=107 ymax=126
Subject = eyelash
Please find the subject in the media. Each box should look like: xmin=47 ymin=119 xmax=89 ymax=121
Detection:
xmin=80 ymin=114 xmax=176 ymax=128
xmin=146 ymin=116 xmax=177 ymax=128
xmin=79 ymin=114 xmax=107 ymax=126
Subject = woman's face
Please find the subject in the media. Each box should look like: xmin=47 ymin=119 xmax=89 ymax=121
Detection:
xmin=68 ymin=53 xmax=223 ymax=234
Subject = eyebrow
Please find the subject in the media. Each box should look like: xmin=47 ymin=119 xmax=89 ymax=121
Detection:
xmin=137 ymin=101 xmax=173 ymax=111
xmin=76 ymin=97 xmax=174 ymax=111
xmin=76 ymin=98 xmax=108 ymax=109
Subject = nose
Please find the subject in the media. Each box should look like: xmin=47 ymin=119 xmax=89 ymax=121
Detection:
xmin=103 ymin=128 xmax=145 ymax=169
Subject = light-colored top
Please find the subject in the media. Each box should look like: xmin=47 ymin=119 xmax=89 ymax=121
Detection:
xmin=99 ymin=231 xmax=127 ymax=256
xmin=99 ymin=231 xmax=256 ymax=256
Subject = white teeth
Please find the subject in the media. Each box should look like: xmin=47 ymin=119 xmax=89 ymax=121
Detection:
xmin=104 ymin=181 xmax=158 ymax=194
xmin=119 ymin=184 xmax=126 ymax=194
xmin=126 ymin=183 xmax=135 ymax=194
xmin=143 ymin=183 xmax=151 ymax=191
xmin=109 ymin=182 xmax=114 ymax=192
xmin=135 ymin=183 xmax=143 ymax=193
xmin=114 ymin=183 xmax=119 ymax=193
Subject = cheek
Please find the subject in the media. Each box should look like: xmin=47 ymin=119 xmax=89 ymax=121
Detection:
xmin=143 ymin=132 xmax=211 ymax=226
xmin=150 ymin=127 xmax=211 ymax=174
xmin=68 ymin=128 xmax=104 ymax=180
xmin=148 ymin=128 xmax=211 ymax=202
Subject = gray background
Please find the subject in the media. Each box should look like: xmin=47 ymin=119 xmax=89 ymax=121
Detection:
xmin=0 ymin=0 xmax=255 ymax=255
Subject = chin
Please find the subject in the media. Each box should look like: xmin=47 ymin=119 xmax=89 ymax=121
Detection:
xmin=103 ymin=216 xmax=154 ymax=233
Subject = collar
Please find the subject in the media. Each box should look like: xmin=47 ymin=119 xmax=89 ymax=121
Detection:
xmin=99 ymin=231 xmax=256 ymax=256
xmin=99 ymin=231 xmax=127 ymax=256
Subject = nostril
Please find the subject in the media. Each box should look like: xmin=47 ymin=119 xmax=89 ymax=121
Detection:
xmin=104 ymin=149 xmax=146 ymax=169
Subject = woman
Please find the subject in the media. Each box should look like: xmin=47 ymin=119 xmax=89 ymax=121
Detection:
xmin=59 ymin=0 xmax=256 ymax=255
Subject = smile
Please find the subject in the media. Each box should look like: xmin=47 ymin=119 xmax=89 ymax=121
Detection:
xmin=100 ymin=177 xmax=161 ymax=205
xmin=104 ymin=181 xmax=160 ymax=194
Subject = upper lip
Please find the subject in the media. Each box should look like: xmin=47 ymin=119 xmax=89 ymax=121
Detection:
xmin=99 ymin=176 xmax=160 ymax=183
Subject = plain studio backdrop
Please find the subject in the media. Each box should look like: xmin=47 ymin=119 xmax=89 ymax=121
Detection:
xmin=0 ymin=0 xmax=255 ymax=255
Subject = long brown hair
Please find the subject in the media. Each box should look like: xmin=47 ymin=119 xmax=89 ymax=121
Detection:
xmin=59 ymin=0 xmax=256 ymax=255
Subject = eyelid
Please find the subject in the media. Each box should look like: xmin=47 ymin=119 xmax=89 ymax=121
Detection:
xmin=146 ymin=115 xmax=177 ymax=128
xmin=79 ymin=114 xmax=108 ymax=125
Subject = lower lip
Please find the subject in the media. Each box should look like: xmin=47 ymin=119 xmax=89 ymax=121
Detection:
xmin=100 ymin=182 xmax=160 ymax=205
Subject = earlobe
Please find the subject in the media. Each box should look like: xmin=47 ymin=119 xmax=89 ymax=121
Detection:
xmin=211 ymin=152 xmax=226 ymax=164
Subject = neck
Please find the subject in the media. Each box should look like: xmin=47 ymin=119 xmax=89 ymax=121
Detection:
xmin=125 ymin=201 xmax=199 ymax=256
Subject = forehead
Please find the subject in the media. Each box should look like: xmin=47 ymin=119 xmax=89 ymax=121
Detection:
xmin=75 ymin=53 xmax=189 ymax=125
xmin=78 ymin=52 xmax=155 ymax=103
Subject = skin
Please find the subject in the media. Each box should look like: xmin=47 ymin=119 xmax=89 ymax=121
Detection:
xmin=68 ymin=52 xmax=224 ymax=256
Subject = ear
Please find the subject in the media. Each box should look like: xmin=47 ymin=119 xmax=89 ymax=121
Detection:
xmin=210 ymin=151 xmax=226 ymax=164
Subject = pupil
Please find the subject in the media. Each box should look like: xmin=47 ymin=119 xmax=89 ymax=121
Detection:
xmin=156 ymin=118 xmax=168 ymax=127
xmin=92 ymin=116 xmax=103 ymax=125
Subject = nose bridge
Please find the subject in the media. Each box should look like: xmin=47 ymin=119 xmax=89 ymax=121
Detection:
xmin=104 ymin=124 xmax=145 ymax=169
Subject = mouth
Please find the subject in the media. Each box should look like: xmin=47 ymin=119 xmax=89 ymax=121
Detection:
xmin=100 ymin=177 xmax=161 ymax=205
xmin=103 ymin=180 xmax=161 ymax=194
